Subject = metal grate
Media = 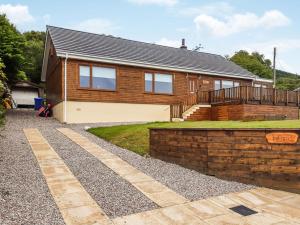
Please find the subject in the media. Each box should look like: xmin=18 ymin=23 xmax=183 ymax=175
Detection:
xmin=230 ymin=205 xmax=258 ymax=216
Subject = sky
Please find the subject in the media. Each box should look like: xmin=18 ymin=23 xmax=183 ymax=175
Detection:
xmin=1 ymin=0 xmax=300 ymax=74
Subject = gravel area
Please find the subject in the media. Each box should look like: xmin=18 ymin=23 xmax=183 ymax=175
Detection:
xmin=70 ymin=124 xmax=255 ymax=201
xmin=1 ymin=109 xmax=254 ymax=224
xmin=0 ymin=110 xmax=65 ymax=225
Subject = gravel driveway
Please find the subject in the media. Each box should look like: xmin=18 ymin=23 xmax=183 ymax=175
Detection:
xmin=0 ymin=109 xmax=254 ymax=224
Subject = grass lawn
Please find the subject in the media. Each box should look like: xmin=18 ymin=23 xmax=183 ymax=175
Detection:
xmin=88 ymin=120 xmax=300 ymax=156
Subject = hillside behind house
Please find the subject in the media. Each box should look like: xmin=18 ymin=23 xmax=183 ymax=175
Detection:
xmin=230 ymin=50 xmax=300 ymax=90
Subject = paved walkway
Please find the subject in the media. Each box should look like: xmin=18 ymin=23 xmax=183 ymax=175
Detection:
xmin=23 ymin=126 xmax=300 ymax=225
xmin=24 ymin=128 xmax=112 ymax=225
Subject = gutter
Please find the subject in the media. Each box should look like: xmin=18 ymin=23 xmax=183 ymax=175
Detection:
xmin=64 ymin=53 xmax=68 ymax=123
xmin=56 ymin=52 xmax=256 ymax=81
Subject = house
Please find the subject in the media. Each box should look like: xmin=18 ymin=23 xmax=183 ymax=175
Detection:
xmin=42 ymin=26 xmax=298 ymax=123
xmin=11 ymin=81 xmax=44 ymax=108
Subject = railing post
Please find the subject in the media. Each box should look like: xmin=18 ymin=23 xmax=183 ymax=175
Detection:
xmin=273 ymin=88 xmax=277 ymax=105
xmin=179 ymin=103 xmax=183 ymax=118
xmin=246 ymin=86 xmax=249 ymax=104
xmin=223 ymin=89 xmax=225 ymax=103
xmin=260 ymin=86 xmax=263 ymax=104
xmin=208 ymin=91 xmax=211 ymax=104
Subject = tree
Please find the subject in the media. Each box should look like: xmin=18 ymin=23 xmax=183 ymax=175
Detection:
xmin=22 ymin=31 xmax=46 ymax=83
xmin=0 ymin=14 xmax=26 ymax=83
xmin=230 ymin=50 xmax=273 ymax=79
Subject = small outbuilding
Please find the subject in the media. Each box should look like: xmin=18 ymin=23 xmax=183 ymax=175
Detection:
xmin=11 ymin=81 xmax=44 ymax=108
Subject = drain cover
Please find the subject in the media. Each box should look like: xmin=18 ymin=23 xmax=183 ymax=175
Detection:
xmin=230 ymin=205 xmax=258 ymax=216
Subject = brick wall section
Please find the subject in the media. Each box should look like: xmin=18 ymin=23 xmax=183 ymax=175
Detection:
xmin=211 ymin=104 xmax=299 ymax=121
xmin=186 ymin=107 xmax=211 ymax=121
xmin=150 ymin=128 xmax=300 ymax=193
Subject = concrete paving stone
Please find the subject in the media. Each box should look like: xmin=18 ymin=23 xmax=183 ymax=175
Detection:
xmin=204 ymin=213 xmax=247 ymax=225
xmin=280 ymin=195 xmax=300 ymax=209
xmin=207 ymin=195 xmax=240 ymax=208
xmin=60 ymin=204 xmax=113 ymax=225
xmin=185 ymin=199 xmax=228 ymax=220
xmin=146 ymin=190 xmax=189 ymax=207
xmin=53 ymin=191 xmax=96 ymax=209
xmin=259 ymin=202 xmax=300 ymax=222
xmin=133 ymin=180 xmax=169 ymax=194
xmin=250 ymin=188 xmax=297 ymax=201
xmin=244 ymin=212 xmax=286 ymax=225
xmin=48 ymin=181 xmax=85 ymax=196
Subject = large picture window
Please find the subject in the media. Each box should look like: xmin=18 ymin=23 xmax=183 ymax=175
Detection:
xmin=79 ymin=66 xmax=90 ymax=88
xmin=92 ymin=66 xmax=116 ymax=90
xmin=222 ymin=80 xmax=234 ymax=89
xmin=214 ymin=80 xmax=239 ymax=90
xmin=79 ymin=65 xmax=116 ymax=91
xmin=145 ymin=73 xmax=173 ymax=94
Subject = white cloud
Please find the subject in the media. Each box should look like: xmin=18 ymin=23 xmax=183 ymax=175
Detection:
xmin=194 ymin=10 xmax=290 ymax=37
xmin=73 ymin=18 xmax=118 ymax=34
xmin=180 ymin=2 xmax=233 ymax=17
xmin=0 ymin=4 xmax=34 ymax=25
xmin=156 ymin=38 xmax=181 ymax=47
xmin=127 ymin=0 xmax=178 ymax=7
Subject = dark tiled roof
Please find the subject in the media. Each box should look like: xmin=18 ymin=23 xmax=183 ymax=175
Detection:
xmin=47 ymin=26 xmax=255 ymax=79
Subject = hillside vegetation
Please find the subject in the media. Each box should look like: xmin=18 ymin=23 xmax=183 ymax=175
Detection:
xmin=230 ymin=50 xmax=300 ymax=90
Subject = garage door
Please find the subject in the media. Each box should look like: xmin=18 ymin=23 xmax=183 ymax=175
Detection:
xmin=12 ymin=88 xmax=39 ymax=106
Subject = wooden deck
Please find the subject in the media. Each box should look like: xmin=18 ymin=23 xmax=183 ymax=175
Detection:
xmin=171 ymin=86 xmax=300 ymax=119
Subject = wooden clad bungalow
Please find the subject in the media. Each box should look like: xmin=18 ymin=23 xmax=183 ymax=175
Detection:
xmin=42 ymin=26 xmax=298 ymax=123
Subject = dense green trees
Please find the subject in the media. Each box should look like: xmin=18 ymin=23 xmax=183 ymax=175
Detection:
xmin=0 ymin=14 xmax=45 ymax=84
xmin=230 ymin=50 xmax=300 ymax=90
xmin=230 ymin=50 xmax=273 ymax=79
xmin=23 ymin=31 xmax=46 ymax=83
xmin=0 ymin=15 xmax=26 ymax=82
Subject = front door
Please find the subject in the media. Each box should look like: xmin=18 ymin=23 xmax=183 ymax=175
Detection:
xmin=188 ymin=78 xmax=199 ymax=94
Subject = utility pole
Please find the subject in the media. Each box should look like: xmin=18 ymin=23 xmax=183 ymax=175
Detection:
xmin=273 ymin=47 xmax=277 ymax=88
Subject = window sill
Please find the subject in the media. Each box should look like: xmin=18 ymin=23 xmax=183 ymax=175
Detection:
xmin=144 ymin=92 xmax=174 ymax=96
xmin=77 ymin=87 xmax=117 ymax=92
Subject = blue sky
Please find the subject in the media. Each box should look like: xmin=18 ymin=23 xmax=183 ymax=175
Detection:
xmin=1 ymin=0 xmax=300 ymax=74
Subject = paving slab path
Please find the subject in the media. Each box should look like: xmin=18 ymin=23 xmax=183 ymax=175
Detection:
xmin=2 ymin=109 xmax=300 ymax=225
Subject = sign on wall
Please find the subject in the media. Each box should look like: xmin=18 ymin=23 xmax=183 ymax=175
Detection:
xmin=266 ymin=132 xmax=298 ymax=144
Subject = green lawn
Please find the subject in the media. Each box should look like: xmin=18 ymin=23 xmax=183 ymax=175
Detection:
xmin=88 ymin=120 xmax=300 ymax=156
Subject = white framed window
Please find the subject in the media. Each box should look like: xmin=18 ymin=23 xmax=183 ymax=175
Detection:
xmin=92 ymin=66 xmax=116 ymax=90
xmin=214 ymin=80 xmax=221 ymax=90
xmin=145 ymin=73 xmax=153 ymax=92
xmin=79 ymin=66 xmax=90 ymax=88
xmin=222 ymin=80 xmax=234 ymax=89
xmin=145 ymin=73 xmax=173 ymax=94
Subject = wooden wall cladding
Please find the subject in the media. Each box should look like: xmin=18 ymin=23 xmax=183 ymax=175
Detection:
xmin=150 ymin=128 xmax=300 ymax=193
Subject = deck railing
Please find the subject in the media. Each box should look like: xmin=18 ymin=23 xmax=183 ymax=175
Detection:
xmin=170 ymin=86 xmax=300 ymax=119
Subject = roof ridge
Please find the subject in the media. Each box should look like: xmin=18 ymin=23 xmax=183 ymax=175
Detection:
xmin=46 ymin=25 xmax=224 ymax=58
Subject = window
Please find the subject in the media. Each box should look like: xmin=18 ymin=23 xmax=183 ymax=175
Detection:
xmin=79 ymin=66 xmax=90 ymax=88
xmin=234 ymin=82 xmax=240 ymax=87
xmin=92 ymin=66 xmax=116 ymax=90
xmin=145 ymin=73 xmax=173 ymax=94
xmin=145 ymin=73 xmax=153 ymax=92
xmin=222 ymin=80 xmax=234 ymax=89
xmin=214 ymin=80 xmax=221 ymax=90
